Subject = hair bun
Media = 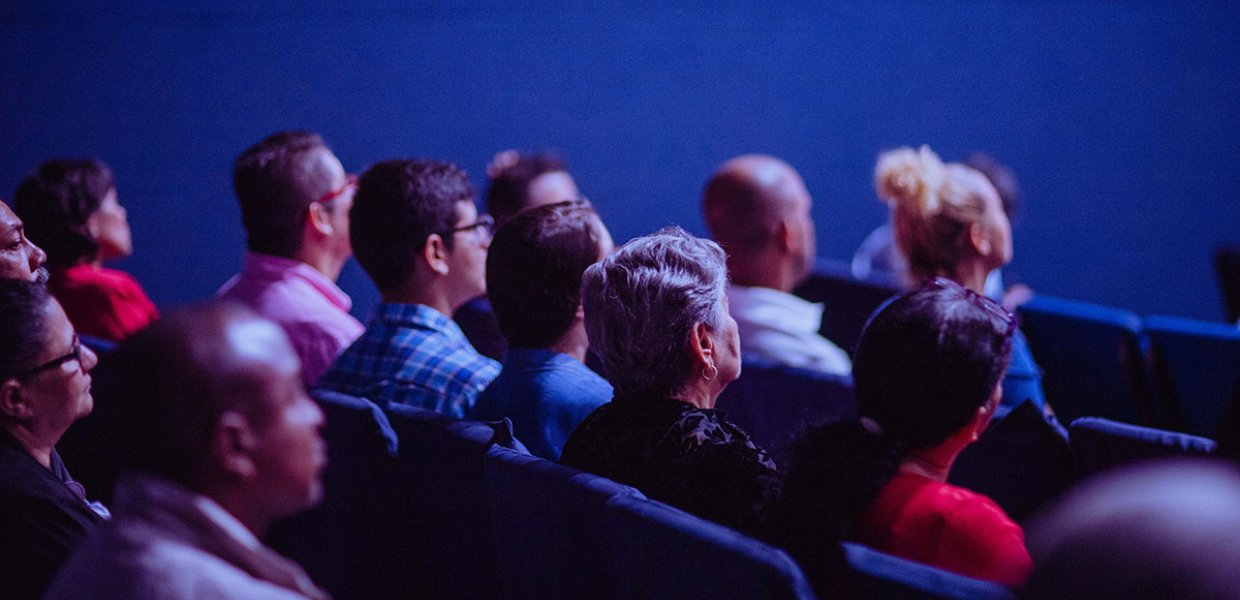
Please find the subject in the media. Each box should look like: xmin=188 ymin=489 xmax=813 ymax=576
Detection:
xmin=874 ymin=145 xmax=945 ymax=216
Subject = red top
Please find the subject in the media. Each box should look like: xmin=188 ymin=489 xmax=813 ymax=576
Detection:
xmin=50 ymin=264 xmax=159 ymax=342
xmin=854 ymin=470 xmax=1032 ymax=586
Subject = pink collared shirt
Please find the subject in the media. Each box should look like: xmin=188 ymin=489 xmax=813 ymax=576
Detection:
xmin=216 ymin=252 xmax=364 ymax=386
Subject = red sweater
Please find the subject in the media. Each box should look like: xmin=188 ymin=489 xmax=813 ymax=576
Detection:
xmin=50 ymin=264 xmax=158 ymax=342
xmin=854 ymin=470 xmax=1032 ymax=586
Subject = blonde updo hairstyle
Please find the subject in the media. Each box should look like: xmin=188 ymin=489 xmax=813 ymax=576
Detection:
xmin=874 ymin=145 xmax=991 ymax=283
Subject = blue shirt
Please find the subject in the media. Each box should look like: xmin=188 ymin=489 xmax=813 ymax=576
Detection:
xmin=317 ymin=303 xmax=500 ymax=418
xmin=472 ymin=348 xmax=612 ymax=461
xmin=998 ymin=328 xmax=1046 ymax=417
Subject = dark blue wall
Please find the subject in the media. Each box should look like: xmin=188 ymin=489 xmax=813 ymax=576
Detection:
xmin=3 ymin=1 xmax=1237 ymax=321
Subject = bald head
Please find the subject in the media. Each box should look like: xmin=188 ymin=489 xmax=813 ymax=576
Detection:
xmin=702 ymin=155 xmax=816 ymax=289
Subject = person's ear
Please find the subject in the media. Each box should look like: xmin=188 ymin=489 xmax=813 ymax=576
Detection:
xmin=971 ymin=385 xmax=1003 ymax=441
xmin=0 ymin=380 xmax=32 ymax=420
xmin=85 ymin=211 xmax=103 ymax=241
xmin=423 ymin=234 xmax=450 ymax=276
xmin=968 ymin=222 xmax=992 ymax=258
xmin=690 ymin=321 xmax=716 ymax=367
xmin=776 ymin=217 xmax=794 ymax=254
xmin=305 ymin=202 xmax=335 ymax=239
xmin=212 ymin=411 xmax=259 ymax=481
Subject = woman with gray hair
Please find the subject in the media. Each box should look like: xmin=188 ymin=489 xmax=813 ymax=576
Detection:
xmin=560 ymin=227 xmax=780 ymax=534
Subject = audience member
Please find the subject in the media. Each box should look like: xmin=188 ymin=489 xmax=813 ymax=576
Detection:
xmin=0 ymin=280 xmax=106 ymax=600
xmin=216 ymin=131 xmax=363 ymax=386
xmin=561 ymin=227 xmax=780 ymax=535
xmin=45 ymin=303 xmax=328 ymax=599
xmin=703 ymin=154 xmax=851 ymax=374
xmin=768 ymin=278 xmax=1030 ymax=591
xmin=0 ymin=200 xmax=50 ymax=283
xmin=456 ymin=150 xmax=582 ymax=361
xmin=318 ymin=159 xmax=500 ymax=417
xmin=873 ymin=145 xmax=1045 ymax=415
xmin=14 ymin=159 xmax=157 ymax=342
xmin=1022 ymin=459 xmax=1240 ymax=600
xmin=472 ymin=200 xmax=615 ymax=460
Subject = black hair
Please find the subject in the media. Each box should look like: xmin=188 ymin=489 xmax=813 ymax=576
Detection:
xmin=0 ymin=279 xmax=54 ymax=379
xmin=13 ymin=158 xmax=115 ymax=268
xmin=349 ymin=159 xmax=475 ymax=294
xmin=766 ymin=278 xmax=1014 ymax=595
xmin=486 ymin=152 xmax=569 ymax=228
xmin=232 ymin=130 xmax=330 ymax=257
xmin=487 ymin=200 xmax=605 ymax=349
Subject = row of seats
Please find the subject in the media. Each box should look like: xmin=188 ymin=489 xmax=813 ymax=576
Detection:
xmin=270 ymin=390 xmax=1016 ymax=600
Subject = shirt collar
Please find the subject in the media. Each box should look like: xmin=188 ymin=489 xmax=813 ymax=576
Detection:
xmin=725 ymin=284 xmax=824 ymax=334
xmin=371 ymin=302 xmax=466 ymax=339
xmin=241 ymin=252 xmax=353 ymax=312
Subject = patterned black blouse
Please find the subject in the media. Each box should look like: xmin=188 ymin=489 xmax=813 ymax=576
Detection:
xmin=560 ymin=396 xmax=781 ymax=535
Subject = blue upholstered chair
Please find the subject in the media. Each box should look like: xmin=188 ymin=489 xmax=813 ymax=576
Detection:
xmin=1215 ymin=243 xmax=1240 ymax=323
xmin=841 ymin=543 xmax=1014 ymax=600
xmin=716 ymin=356 xmax=856 ymax=465
xmin=266 ymin=390 xmax=423 ymax=600
xmin=1015 ymin=294 xmax=1152 ymax=426
xmin=599 ymin=495 xmax=816 ymax=599
xmin=483 ymin=446 xmax=644 ymax=599
xmin=1145 ymin=315 xmax=1240 ymax=436
xmin=1068 ymin=416 xmax=1217 ymax=480
xmin=793 ymin=257 xmax=901 ymax=357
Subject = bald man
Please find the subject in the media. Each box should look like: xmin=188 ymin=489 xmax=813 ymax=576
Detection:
xmin=702 ymin=155 xmax=850 ymax=376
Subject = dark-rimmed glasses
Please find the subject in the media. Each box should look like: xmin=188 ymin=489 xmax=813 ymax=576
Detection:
xmin=440 ymin=214 xmax=495 ymax=241
xmin=12 ymin=335 xmax=83 ymax=379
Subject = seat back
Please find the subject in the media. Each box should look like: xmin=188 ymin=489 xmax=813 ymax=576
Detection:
xmin=716 ymin=356 xmax=856 ymax=465
xmin=1068 ymin=416 xmax=1216 ymax=480
xmin=266 ymin=390 xmax=423 ymax=600
xmin=793 ymin=258 xmax=900 ymax=357
xmin=483 ymin=446 xmax=644 ymax=599
xmin=1145 ymin=315 xmax=1240 ymax=436
xmin=1215 ymin=243 xmax=1240 ymax=323
xmin=841 ymin=543 xmax=1014 ymax=600
xmin=599 ymin=495 xmax=816 ymax=600
xmin=1016 ymin=295 xmax=1152 ymax=426
xmin=386 ymin=404 xmax=506 ymax=600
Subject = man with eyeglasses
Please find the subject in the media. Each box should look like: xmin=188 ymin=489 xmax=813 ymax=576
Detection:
xmin=216 ymin=131 xmax=364 ymax=386
xmin=317 ymin=159 xmax=500 ymax=418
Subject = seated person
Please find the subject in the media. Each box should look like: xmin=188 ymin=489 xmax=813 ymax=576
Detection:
xmin=561 ymin=227 xmax=780 ymax=535
xmin=0 ymin=199 xmax=49 ymax=283
xmin=472 ymin=200 xmax=614 ymax=460
xmin=46 ymin=303 xmax=329 ymax=599
xmin=873 ymin=145 xmax=1045 ymax=415
xmin=14 ymin=159 xmax=157 ymax=341
xmin=0 ymin=280 xmax=107 ymax=600
xmin=702 ymin=154 xmax=851 ymax=375
xmin=318 ymin=159 xmax=499 ymax=417
xmin=769 ymin=278 xmax=1030 ymax=591
xmin=456 ymin=150 xmax=582 ymax=361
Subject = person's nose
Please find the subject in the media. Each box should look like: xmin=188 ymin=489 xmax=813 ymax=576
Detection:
xmin=28 ymin=239 xmax=47 ymax=271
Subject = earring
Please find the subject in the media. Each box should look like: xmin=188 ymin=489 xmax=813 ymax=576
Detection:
xmin=702 ymin=363 xmax=718 ymax=382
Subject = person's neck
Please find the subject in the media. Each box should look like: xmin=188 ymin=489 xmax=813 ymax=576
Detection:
xmin=548 ymin=321 xmax=590 ymax=363
xmin=3 ymin=424 xmax=54 ymax=469
xmin=898 ymin=429 xmax=973 ymax=482
xmin=728 ymin=254 xmax=797 ymax=293
xmin=208 ymin=487 xmax=273 ymax=539
xmin=382 ymin=281 xmax=457 ymax=318
xmin=945 ymin=261 xmax=990 ymax=295
xmin=674 ymin=379 xmax=718 ymax=410
xmin=292 ymin=245 xmax=345 ymax=282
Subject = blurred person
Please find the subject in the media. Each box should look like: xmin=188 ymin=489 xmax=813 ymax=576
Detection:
xmin=703 ymin=154 xmax=850 ymax=375
xmin=472 ymin=200 xmax=614 ymax=460
xmin=0 ymin=200 xmax=49 ymax=283
xmin=561 ymin=227 xmax=780 ymax=535
xmin=216 ymin=131 xmax=363 ymax=386
xmin=318 ymin=159 xmax=499 ymax=417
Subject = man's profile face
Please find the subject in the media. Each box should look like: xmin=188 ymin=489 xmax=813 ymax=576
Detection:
xmin=307 ymin=147 xmax=355 ymax=263
xmin=443 ymin=199 xmax=491 ymax=308
xmin=0 ymin=202 xmax=49 ymax=283
xmin=782 ymin=170 xmax=817 ymax=282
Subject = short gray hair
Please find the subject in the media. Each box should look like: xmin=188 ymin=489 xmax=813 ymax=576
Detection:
xmin=581 ymin=226 xmax=729 ymax=398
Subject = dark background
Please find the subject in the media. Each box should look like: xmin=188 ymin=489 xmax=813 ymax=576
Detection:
xmin=2 ymin=1 xmax=1237 ymax=321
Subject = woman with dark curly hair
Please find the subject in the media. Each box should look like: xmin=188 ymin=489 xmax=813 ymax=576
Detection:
xmin=14 ymin=159 xmax=157 ymax=341
xmin=768 ymin=278 xmax=1031 ymax=592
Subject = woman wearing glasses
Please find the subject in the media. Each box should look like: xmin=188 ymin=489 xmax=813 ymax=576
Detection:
xmin=768 ymin=280 xmax=1031 ymax=591
xmin=0 ymin=279 xmax=107 ymax=599
xmin=871 ymin=145 xmax=1045 ymax=417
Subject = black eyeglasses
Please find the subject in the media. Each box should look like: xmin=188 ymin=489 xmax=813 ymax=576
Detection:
xmin=440 ymin=214 xmax=495 ymax=241
xmin=13 ymin=335 xmax=84 ymax=379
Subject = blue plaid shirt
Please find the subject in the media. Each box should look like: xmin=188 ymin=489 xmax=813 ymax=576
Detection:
xmin=316 ymin=302 xmax=500 ymax=418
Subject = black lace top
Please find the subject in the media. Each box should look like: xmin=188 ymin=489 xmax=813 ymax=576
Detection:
xmin=560 ymin=396 xmax=781 ymax=535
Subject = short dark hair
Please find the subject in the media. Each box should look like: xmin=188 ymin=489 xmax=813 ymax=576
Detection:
xmin=350 ymin=159 xmax=475 ymax=293
xmin=486 ymin=152 xmax=568 ymax=228
xmin=232 ymin=130 xmax=331 ymax=257
xmin=13 ymin=159 xmax=115 ymax=268
xmin=0 ymin=280 xmax=54 ymax=379
xmin=487 ymin=200 xmax=606 ymax=349
xmin=108 ymin=303 xmax=277 ymax=487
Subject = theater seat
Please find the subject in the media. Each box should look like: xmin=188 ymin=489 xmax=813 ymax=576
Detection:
xmin=793 ymin=257 xmax=901 ymax=357
xmin=483 ymin=446 xmax=644 ymax=599
xmin=1215 ymin=243 xmax=1240 ymax=323
xmin=1068 ymin=416 xmax=1216 ymax=480
xmin=716 ymin=356 xmax=856 ymax=465
xmin=1015 ymin=294 xmax=1152 ymax=426
xmin=841 ymin=543 xmax=1014 ymax=600
xmin=599 ymin=495 xmax=815 ymax=599
xmin=266 ymin=390 xmax=424 ymax=600
xmin=1145 ymin=315 xmax=1240 ymax=436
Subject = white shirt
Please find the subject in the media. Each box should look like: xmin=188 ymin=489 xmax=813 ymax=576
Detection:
xmin=726 ymin=284 xmax=852 ymax=376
